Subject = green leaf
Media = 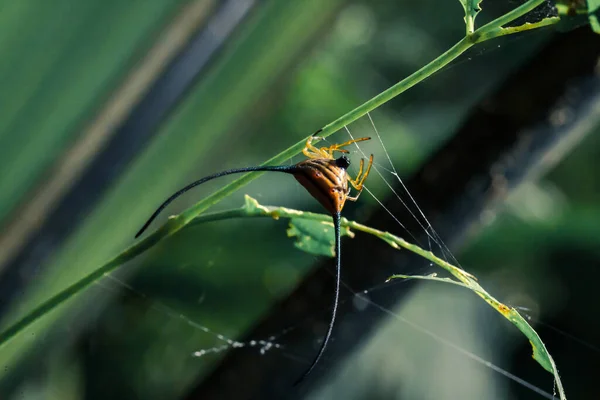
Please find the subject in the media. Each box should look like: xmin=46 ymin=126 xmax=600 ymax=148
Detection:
xmin=287 ymin=218 xmax=354 ymax=257
xmin=458 ymin=0 xmax=483 ymax=34
xmin=388 ymin=272 xmax=559 ymax=388
xmin=507 ymin=312 xmax=554 ymax=373
xmin=588 ymin=0 xmax=600 ymax=33
xmin=243 ymin=194 xmax=270 ymax=214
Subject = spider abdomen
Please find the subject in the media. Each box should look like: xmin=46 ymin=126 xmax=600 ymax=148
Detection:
xmin=293 ymin=159 xmax=349 ymax=214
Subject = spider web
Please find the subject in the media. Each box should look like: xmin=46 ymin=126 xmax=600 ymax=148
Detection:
xmin=338 ymin=115 xmax=552 ymax=398
xmin=91 ymin=82 xmax=589 ymax=400
xmin=80 ymin=7 xmax=597 ymax=398
xmin=88 ymin=108 xmax=600 ymax=400
xmin=100 ymin=269 xmax=558 ymax=400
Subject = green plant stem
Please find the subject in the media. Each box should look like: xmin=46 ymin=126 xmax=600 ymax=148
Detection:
xmin=0 ymin=0 xmax=563 ymax=379
xmin=0 ymin=220 xmax=176 ymax=347
xmin=178 ymin=0 xmax=559 ymax=228
xmin=178 ymin=36 xmax=473 ymax=226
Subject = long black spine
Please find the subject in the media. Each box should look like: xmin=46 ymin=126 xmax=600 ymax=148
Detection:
xmin=135 ymin=165 xmax=295 ymax=238
xmin=294 ymin=211 xmax=341 ymax=385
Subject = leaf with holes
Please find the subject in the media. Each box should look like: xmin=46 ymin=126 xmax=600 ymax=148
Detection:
xmin=459 ymin=0 xmax=483 ymax=34
xmin=287 ymin=218 xmax=354 ymax=257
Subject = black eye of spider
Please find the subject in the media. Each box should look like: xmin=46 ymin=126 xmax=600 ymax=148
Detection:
xmin=335 ymin=155 xmax=351 ymax=169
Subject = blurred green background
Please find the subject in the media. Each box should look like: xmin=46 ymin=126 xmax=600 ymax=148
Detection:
xmin=0 ymin=0 xmax=597 ymax=399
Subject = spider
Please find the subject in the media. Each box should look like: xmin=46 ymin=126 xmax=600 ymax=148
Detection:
xmin=135 ymin=133 xmax=374 ymax=385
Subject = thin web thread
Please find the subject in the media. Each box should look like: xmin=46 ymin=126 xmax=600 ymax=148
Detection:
xmin=363 ymin=294 xmax=556 ymax=400
xmin=345 ymin=115 xmax=466 ymax=272
xmin=336 ymin=274 xmax=556 ymax=399
xmin=515 ymin=307 xmax=600 ymax=354
xmin=341 ymin=115 xmax=557 ymax=397
xmin=344 ymin=126 xmax=442 ymax=253
xmin=366 ymin=112 xmax=461 ymax=266
xmin=99 ymin=275 xmax=282 ymax=357
xmin=95 ymin=271 xmax=556 ymax=399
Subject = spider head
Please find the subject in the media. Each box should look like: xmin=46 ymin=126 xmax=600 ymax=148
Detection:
xmin=335 ymin=155 xmax=350 ymax=170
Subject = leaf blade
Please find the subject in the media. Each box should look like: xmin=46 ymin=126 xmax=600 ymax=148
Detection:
xmin=287 ymin=218 xmax=354 ymax=257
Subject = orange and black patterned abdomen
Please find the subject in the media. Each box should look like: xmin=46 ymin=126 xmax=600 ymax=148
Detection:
xmin=293 ymin=159 xmax=349 ymax=214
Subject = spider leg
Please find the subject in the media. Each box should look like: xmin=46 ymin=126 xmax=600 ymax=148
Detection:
xmin=354 ymin=154 xmax=373 ymax=188
xmin=346 ymin=154 xmax=373 ymax=202
xmin=306 ymin=136 xmax=349 ymax=158
xmin=303 ymin=136 xmax=330 ymax=159
xmin=332 ymin=136 xmax=372 ymax=150
xmin=346 ymin=192 xmax=361 ymax=202
xmin=319 ymin=136 xmax=371 ymax=158
xmin=355 ymin=158 xmax=365 ymax=181
xmin=320 ymin=146 xmax=349 ymax=157
xmin=346 ymin=160 xmax=364 ymax=202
